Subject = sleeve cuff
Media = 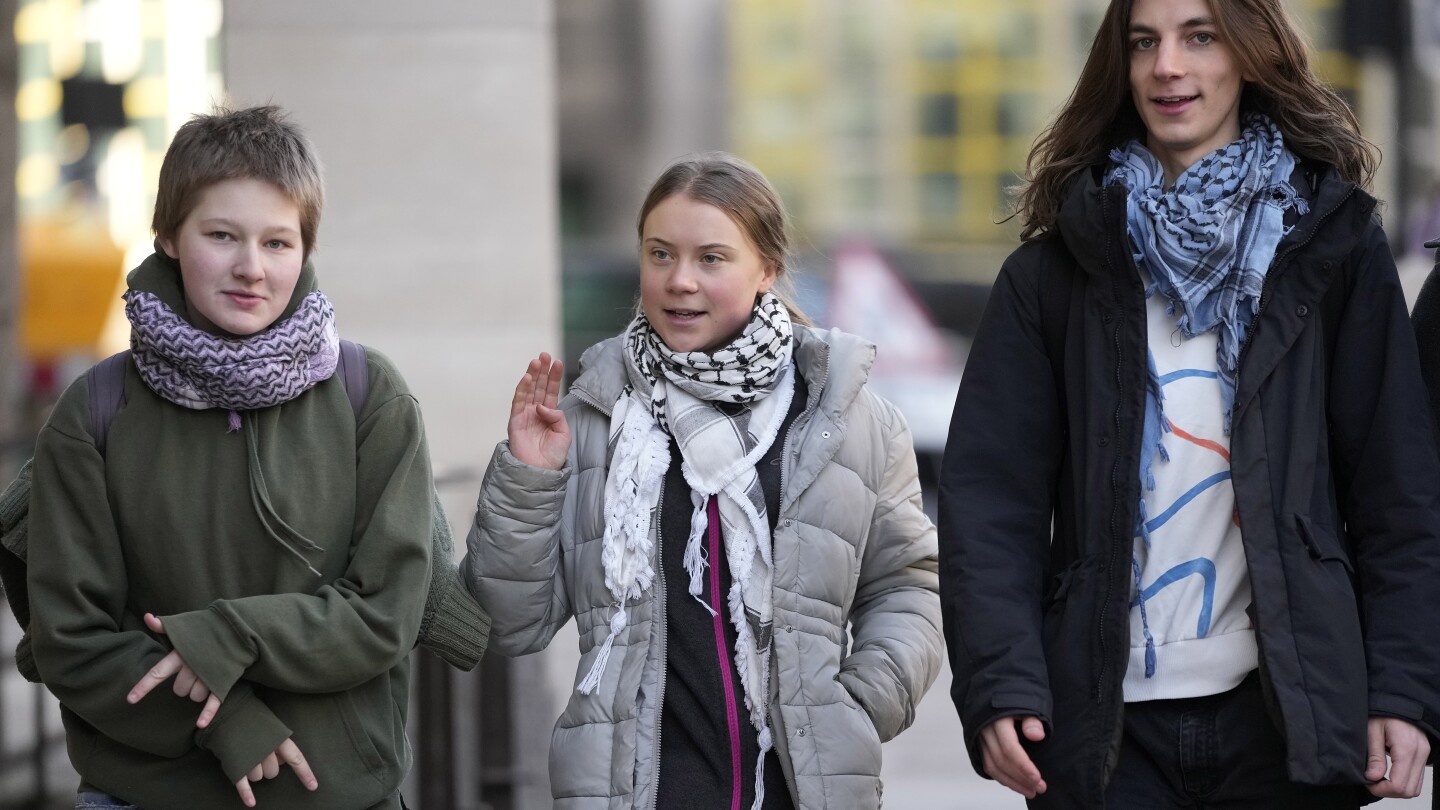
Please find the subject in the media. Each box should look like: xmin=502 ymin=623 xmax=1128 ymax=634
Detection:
xmin=194 ymin=681 xmax=292 ymax=783
xmin=162 ymin=607 xmax=253 ymax=701
xmin=419 ymin=566 xmax=492 ymax=671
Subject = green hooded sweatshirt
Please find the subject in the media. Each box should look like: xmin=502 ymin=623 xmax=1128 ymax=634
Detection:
xmin=27 ymin=253 xmax=432 ymax=809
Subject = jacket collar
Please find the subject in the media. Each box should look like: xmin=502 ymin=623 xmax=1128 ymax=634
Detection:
xmin=1055 ymin=166 xmax=1130 ymax=279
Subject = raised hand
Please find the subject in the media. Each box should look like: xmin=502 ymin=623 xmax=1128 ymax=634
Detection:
xmin=508 ymin=352 xmax=570 ymax=470
xmin=127 ymin=613 xmax=221 ymax=728
xmin=234 ymin=737 xmax=318 ymax=807
xmin=981 ymin=714 xmax=1048 ymax=799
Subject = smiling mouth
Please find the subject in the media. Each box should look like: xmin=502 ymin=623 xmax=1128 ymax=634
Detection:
xmin=1155 ymin=95 xmax=1198 ymax=106
xmin=666 ymin=309 xmax=702 ymax=318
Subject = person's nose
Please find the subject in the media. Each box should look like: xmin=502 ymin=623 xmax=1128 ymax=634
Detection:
xmin=1153 ymin=39 xmax=1185 ymax=79
xmin=666 ymin=261 xmax=699 ymax=293
xmin=232 ymin=242 xmax=265 ymax=282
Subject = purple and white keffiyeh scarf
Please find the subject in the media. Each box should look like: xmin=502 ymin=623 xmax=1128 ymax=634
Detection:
xmin=123 ymin=288 xmax=340 ymax=429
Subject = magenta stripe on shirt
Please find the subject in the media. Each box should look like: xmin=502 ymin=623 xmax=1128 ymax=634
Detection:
xmin=707 ymin=496 xmax=744 ymax=810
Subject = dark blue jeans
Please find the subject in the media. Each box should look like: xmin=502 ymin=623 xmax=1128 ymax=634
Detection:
xmin=74 ymin=793 xmax=138 ymax=809
xmin=1103 ymin=672 xmax=1366 ymax=809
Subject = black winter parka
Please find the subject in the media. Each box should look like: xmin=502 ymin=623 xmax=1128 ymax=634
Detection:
xmin=939 ymin=164 xmax=1440 ymax=808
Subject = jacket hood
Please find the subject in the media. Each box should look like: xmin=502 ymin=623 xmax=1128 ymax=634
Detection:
xmin=568 ymin=324 xmax=877 ymax=419
xmin=126 ymin=251 xmax=320 ymax=333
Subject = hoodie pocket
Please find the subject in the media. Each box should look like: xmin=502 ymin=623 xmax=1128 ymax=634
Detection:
xmin=334 ymin=692 xmax=384 ymax=773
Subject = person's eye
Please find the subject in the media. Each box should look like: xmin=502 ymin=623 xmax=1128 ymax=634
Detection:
xmin=650 ymin=248 xmax=671 ymax=261
xmin=1131 ymin=37 xmax=1155 ymax=50
xmin=1193 ymin=32 xmax=1215 ymax=45
xmin=266 ymin=239 xmax=289 ymax=250
xmin=701 ymin=253 xmax=723 ymax=265
xmin=209 ymin=231 xmax=233 ymax=241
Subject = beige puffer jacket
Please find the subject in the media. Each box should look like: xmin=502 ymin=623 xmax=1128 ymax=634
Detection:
xmin=462 ymin=326 xmax=942 ymax=809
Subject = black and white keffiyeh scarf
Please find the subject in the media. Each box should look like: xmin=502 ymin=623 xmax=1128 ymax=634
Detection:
xmin=579 ymin=293 xmax=794 ymax=810
xmin=124 ymin=287 xmax=340 ymax=431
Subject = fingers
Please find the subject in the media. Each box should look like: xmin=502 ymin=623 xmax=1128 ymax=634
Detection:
xmin=542 ymin=356 xmax=564 ymax=410
xmin=234 ymin=775 xmax=256 ymax=808
xmin=536 ymin=403 xmax=567 ymax=429
xmin=196 ymin=693 xmax=221 ymax=729
xmin=278 ymin=738 xmax=319 ymax=791
xmin=261 ymin=752 xmax=280 ymax=780
xmin=1365 ymin=718 xmax=1430 ymax=799
xmin=511 ymin=356 xmax=544 ymax=417
xmin=128 ymin=650 xmax=183 ymax=704
xmin=173 ymin=666 xmax=197 ymax=699
xmin=143 ymin=612 xmax=166 ymax=634
xmin=980 ymin=716 xmax=1047 ymax=798
xmin=1398 ymin=733 xmax=1431 ymax=797
xmin=186 ymin=676 xmax=211 ymax=703
xmin=248 ymin=761 xmax=263 ymax=783
xmin=1020 ymin=715 xmax=1047 ymax=742
xmin=1365 ymin=719 xmax=1388 ymax=784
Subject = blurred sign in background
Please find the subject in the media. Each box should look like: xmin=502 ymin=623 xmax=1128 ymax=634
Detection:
xmin=2 ymin=1 xmax=1438 ymax=808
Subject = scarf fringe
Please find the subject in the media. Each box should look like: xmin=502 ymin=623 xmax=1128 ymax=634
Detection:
xmin=683 ymin=491 xmax=719 ymax=616
xmin=750 ymin=728 xmax=773 ymax=810
xmin=578 ymin=607 xmax=628 ymax=695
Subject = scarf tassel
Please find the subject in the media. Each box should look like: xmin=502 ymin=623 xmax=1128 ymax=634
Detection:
xmin=750 ymin=727 xmax=773 ymax=810
xmin=227 ymin=409 xmax=242 ymax=433
xmin=578 ymin=606 xmax=628 ymax=695
xmin=683 ymin=493 xmax=720 ymax=617
xmin=1132 ymin=557 xmax=1158 ymax=678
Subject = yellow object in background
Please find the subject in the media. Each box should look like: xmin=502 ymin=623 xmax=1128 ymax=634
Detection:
xmin=19 ymin=210 xmax=127 ymax=362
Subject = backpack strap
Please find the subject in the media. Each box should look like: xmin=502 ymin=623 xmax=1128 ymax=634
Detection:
xmin=336 ymin=339 xmax=370 ymax=423
xmin=87 ymin=351 xmax=131 ymax=456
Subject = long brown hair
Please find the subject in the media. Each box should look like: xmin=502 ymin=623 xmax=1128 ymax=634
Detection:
xmin=638 ymin=152 xmax=813 ymax=326
xmin=1014 ymin=0 xmax=1378 ymax=241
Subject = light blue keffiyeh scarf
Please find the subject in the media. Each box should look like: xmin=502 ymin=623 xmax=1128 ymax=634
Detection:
xmin=1106 ymin=113 xmax=1306 ymax=498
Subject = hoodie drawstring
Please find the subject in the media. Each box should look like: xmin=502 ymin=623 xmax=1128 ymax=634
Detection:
xmin=241 ymin=412 xmax=325 ymax=577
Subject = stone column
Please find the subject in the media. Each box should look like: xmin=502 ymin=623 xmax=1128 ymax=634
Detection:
xmin=0 ymin=0 xmax=17 ymax=474
xmin=222 ymin=5 xmax=560 ymax=807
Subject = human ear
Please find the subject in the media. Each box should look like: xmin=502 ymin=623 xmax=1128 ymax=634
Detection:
xmin=757 ymin=261 xmax=778 ymax=295
xmin=158 ymin=235 xmax=179 ymax=260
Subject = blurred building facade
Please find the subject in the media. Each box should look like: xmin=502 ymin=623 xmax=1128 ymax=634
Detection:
xmin=4 ymin=1 xmax=1440 ymax=809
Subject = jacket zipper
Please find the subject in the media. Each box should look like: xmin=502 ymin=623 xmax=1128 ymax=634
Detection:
xmin=570 ymin=385 xmax=612 ymax=419
xmin=771 ymin=348 xmax=829 ymax=804
xmin=650 ymin=475 xmax=669 ymax=810
xmin=707 ymin=496 xmax=745 ymax=810
xmin=1097 ymin=188 xmax=1131 ymax=707
xmin=778 ymin=347 xmax=831 ymax=512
